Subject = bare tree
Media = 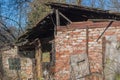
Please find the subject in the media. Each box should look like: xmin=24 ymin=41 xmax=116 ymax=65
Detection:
xmin=89 ymin=0 xmax=97 ymax=8
xmin=77 ymin=0 xmax=82 ymax=5
xmin=66 ymin=0 xmax=82 ymax=5
xmin=98 ymin=0 xmax=105 ymax=9
xmin=108 ymin=0 xmax=120 ymax=11
xmin=0 ymin=0 xmax=31 ymax=48
xmin=27 ymin=0 xmax=66 ymax=28
xmin=89 ymin=0 xmax=120 ymax=11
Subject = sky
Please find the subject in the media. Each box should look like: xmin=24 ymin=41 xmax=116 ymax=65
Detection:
xmin=0 ymin=0 xmax=118 ymax=29
xmin=0 ymin=0 xmax=29 ymax=29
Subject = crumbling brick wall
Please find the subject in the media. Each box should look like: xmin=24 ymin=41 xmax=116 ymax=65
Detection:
xmin=54 ymin=23 xmax=120 ymax=80
xmin=1 ymin=46 xmax=33 ymax=80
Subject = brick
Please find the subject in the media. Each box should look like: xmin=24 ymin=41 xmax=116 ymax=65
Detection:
xmin=53 ymin=25 xmax=120 ymax=80
xmin=1 ymin=46 xmax=33 ymax=79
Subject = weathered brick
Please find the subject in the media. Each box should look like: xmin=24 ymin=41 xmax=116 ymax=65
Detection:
xmin=46 ymin=24 xmax=120 ymax=80
xmin=1 ymin=46 xmax=33 ymax=80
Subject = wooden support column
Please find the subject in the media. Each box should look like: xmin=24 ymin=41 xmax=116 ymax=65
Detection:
xmin=51 ymin=40 xmax=55 ymax=66
xmin=86 ymin=26 xmax=91 ymax=74
xmin=102 ymin=37 xmax=106 ymax=80
xmin=35 ymin=40 xmax=42 ymax=79
xmin=86 ymin=26 xmax=89 ymax=56
xmin=55 ymin=9 xmax=60 ymax=26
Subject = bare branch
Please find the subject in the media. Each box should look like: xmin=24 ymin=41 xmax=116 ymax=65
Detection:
xmin=0 ymin=32 xmax=10 ymax=43
xmin=0 ymin=21 xmax=16 ymax=40
xmin=0 ymin=15 xmax=24 ymax=33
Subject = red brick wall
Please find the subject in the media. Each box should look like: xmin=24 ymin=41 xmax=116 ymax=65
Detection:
xmin=55 ymin=29 xmax=87 ymax=80
xmin=54 ymin=23 xmax=120 ymax=80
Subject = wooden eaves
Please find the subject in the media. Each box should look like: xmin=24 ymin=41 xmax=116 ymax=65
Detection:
xmin=46 ymin=2 xmax=120 ymax=20
xmin=17 ymin=13 xmax=55 ymax=44
xmin=17 ymin=2 xmax=120 ymax=45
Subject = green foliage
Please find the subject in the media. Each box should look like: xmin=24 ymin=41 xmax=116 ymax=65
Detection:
xmin=42 ymin=52 xmax=50 ymax=62
xmin=106 ymin=58 xmax=111 ymax=64
xmin=37 ymin=77 xmax=44 ymax=80
xmin=115 ymin=73 xmax=120 ymax=80
xmin=27 ymin=0 xmax=66 ymax=28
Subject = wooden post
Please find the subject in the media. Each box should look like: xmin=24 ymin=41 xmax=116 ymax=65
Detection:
xmin=51 ymin=40 xmax=55 ymax=66
xmin=86 ymin=26 xmax=91 ymax=74
xmin=86 ymin=26 xmax=89 ymax=56
xmin=102 ymin=37 xmax=106 ymax=80
xmin=35 ymin=40 xmax=42 ymax=79
xmin=55 ymin=9 xmax=60 ymax=26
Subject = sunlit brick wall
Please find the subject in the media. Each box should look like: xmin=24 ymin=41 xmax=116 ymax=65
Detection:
xmin=54 ymin=25 xmax=120 ymax=80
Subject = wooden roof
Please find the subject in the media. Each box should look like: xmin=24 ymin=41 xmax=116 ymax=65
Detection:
xmin=46 ymin=2 xmax=120 ymax=21
xmin=17 ymin=2 xmax=120 ymax=44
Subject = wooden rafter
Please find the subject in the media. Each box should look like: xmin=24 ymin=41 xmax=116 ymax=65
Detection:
xmin=88 ymin=19 xmax=116 ymax=22
xmin=96 ymin=21 xmax=113 ymax=41
xmin=59 ymin=12 xmax=72 ymax=24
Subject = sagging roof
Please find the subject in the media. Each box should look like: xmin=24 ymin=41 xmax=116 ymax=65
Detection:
xmin=17 ymin=2 xmax=120 ymax=45
xmin=46 ymin=2 xmax=120 ymax=21
xmin=17 ymin=13 xmax=55 ymax=45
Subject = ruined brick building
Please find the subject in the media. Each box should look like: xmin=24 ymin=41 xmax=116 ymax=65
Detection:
xmin=17 ymin=2 xmax=120 ymax=80
xmin=0 ymin=45 xmax=34 ymax=80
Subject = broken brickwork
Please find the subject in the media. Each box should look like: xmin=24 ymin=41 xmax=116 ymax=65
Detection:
xmin=1 ymin=46 xmax=34 ymax=80
xmin=54 ymin=22 xmax=120 ymax=80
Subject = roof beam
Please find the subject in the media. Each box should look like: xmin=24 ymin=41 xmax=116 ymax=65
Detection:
xmin=88 ymin=19 xmax=116 ymax=22
xmin=59 ymin=12 xmax=72 ymax=24
xmin=96 ymin=21 xmax=113 ymax=42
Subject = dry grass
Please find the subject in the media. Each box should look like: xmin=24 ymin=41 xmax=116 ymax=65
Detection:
xmin=42 ymin=52 xmax=50 ymax=62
